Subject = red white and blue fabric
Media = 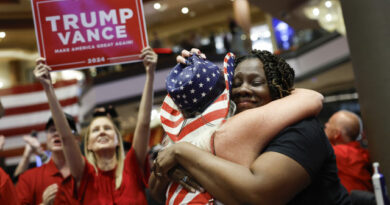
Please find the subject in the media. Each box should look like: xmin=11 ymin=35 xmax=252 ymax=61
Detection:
xmin=160 ymin=53 xmax=235 ymax=205
xmin=0 ymin=79 xmax=79 ymax=165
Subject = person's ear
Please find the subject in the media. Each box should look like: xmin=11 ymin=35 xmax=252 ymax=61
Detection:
xmin=334 ymin=129 xmax=343 ymax=141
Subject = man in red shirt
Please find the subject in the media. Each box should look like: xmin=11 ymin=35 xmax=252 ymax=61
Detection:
xmin=325 ymin=110 xmax=373 ymax=192
xmin=0 ymin=99 xmax=20 ymax=205
xmin=0 ymin=135 xmax=20 ymax=205
xmin=16 ymin=114 xmax=78 ymax=205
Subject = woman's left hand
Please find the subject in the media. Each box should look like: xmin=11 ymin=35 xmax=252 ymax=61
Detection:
xmin=153 ymin=143 xmax=184 ymax=177
xmin=140 ymin=46 xmax=158 ymax=73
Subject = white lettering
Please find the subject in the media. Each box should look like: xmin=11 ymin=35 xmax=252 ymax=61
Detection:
xmin=63 ymin=14 xmax=79 ymax=30
xmin=102 ymin=27 xmax=114 ymax=40
xmin=46 ymin=16 xmax=61 ymax=32
xmin=119 ymin=8 xmax=133 ymax=24
xmin=54 ymin=48 xmax=69 ymax=53
xmin=72 ymin=30 xmax=86 ymax=44
xmin=80 ymin=11 xmax=97 ymax=28
xmin=116 ymin=25 xmax=127 ymax=38
xmin=58 ymin=32 xmax=71 ymax=45
xmin=99 ymin=9 xmax=117 ymax=26
xmin=86 ymin=28 xmax=100 ymax=42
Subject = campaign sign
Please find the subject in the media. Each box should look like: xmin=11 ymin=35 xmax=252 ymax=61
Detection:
xmin=31 ymin=0 xmax=148 ymax=71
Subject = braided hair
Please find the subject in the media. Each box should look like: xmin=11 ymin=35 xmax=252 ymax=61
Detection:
xmin=234 ymin=50 xmax=295 ymax=100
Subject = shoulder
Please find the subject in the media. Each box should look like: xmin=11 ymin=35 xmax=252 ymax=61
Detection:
xmin=19 ymin=165 xmax=43 ymax=179
xmin=266 ymin=117 xmax=327 ymax=150
xmin=334 ymin=142 xmax=369 ymax=160
xmin=264 ymin=117 xmax=332 ymax=178
xmin=0 ymin=168 xmax=11 ymax=186
xmin=124 ymin=147 xmax=143 ymax=174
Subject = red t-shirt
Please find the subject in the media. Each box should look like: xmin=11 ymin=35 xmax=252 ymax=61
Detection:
xmin=0 ymin=168 xmax=19 ymax=205
xmin=16 ymin=159 xmax=69 ymax=205
xmin=333 ymin=141 xmax=373 ymax=192
xmin=55 ymin=148 xmax=149 ymax=205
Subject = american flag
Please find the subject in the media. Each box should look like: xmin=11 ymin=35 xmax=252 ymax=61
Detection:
xmin=160 ymin=53 xmax=235 ymax=205
xmin=0 ymin=79 xmax=80 ymax=166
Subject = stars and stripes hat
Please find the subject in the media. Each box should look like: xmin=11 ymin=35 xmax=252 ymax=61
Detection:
xmin=161 ymin=53 xmax=235 ymax=143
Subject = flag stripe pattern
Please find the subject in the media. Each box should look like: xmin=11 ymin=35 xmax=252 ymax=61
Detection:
xmin=161 ymin=53 xmax=235 ymax=204
xmin=0 ymin=79 xmax=79 ymax=165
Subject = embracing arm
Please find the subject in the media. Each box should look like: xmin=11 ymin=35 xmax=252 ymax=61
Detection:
xmin=132 ymin=47 xmax=157 ymax=169
xmin=148 ymin=172 xmax=170 ymax=203
xmin=214 ymin=88 xmax=323 ymax=167
xmin=33 ymin=59 xmax=85 ymax=182
xmin=157 ymin=142 xmax=310 ymax=205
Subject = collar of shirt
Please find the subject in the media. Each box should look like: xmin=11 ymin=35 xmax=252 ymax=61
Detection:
xmin=46 ymin=159 xmax=63 ymax=177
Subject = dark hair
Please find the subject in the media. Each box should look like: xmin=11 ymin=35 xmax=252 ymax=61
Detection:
xmin=234 ymin=50 xmax=295 ymax=100
xmin=93 ymin=105 xmax=118 ymax=118
xmin=45 ymin=113 xmax=77 ymax=133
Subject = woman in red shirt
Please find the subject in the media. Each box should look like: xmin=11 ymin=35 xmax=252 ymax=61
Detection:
xmin=34 ymin=47 xmax=157 ymax=204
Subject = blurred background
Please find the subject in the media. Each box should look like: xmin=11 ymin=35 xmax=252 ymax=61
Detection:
xmin=0 ymin=0 xmax=375 ymax=175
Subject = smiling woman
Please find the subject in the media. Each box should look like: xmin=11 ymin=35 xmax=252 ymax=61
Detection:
xmin=87 ymin=117 xmax=119 ymax=151
xmin=150 ymin=48 xmax=350 ymax=205
xmin=33 ymin=46 xmax=158 ymax=204
xmin=232 ymin=58 xmax=272 ymax=113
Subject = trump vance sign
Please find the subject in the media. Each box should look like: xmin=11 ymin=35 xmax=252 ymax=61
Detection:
xmin=31 ymin=0 xmax=148 ymax=71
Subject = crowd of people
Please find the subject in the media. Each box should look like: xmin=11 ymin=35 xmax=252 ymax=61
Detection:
xmin=0 ymin=45 xmax=376 ymax=205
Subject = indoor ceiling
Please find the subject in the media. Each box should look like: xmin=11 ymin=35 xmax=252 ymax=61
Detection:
xmin=0 ymin=0 xmax=357 ymax=132
xmin=0 ymin=0 xmax=355 ymax=95
xmin=0 ymin=0 xmax=258 ymax=51
xmin=0 ymin=0 xmax=318 ymax=52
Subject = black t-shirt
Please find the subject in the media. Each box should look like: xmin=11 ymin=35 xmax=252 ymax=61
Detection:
xmin=263 ymin=117 xmax=351 ymax=205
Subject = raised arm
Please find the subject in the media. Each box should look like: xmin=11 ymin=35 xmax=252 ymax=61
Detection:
xmin=214 ymin=88 xmax=323 ymax=167
xmin=33 ymin=59 xmax=85 ymax=182
xmin=132 ymin=47 xmax=157 ymax=169
xmin=14 ymin=136 xmax=33 ymax=177
xmin=14 ymin=135 xmax=48 ymax=177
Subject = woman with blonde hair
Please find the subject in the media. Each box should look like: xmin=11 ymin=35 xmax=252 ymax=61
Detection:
xmin=34 ymin=47 xmax=157 ymax=204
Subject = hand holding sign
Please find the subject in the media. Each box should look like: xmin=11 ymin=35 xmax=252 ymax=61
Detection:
xmin=140 ymin=46 xmax=158 ymax=74
xmin=31 ymin=0 xmax=148 ymax=71
xmin=33 ymin=58 xmax=52 ymax=87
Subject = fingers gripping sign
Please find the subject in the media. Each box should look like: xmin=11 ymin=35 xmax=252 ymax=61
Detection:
xmin=33 ymin=57 xmax=53 ymax=87
xmin=140 ymin=46 xmax=158 ymax=73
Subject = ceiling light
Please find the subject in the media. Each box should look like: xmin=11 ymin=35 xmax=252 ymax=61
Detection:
xmin=250 ymin=33 xmax=258 ymax=41
xmin=303 ymin=0 xmax=346 ymax=35
xmin=325 ymin=13 xmax=333 ymax=21
xmin=0 ymin=32 xmax=6 ymax=39
xmin=313 ymin=8 xmax=320 ymax=17
xmin=181 ymin=7 xmax=189 ymax=14
xmin=325 ymin=1 xmax=332 ymax=8
xmin=153 ymin=3 xmax=161 ymax=10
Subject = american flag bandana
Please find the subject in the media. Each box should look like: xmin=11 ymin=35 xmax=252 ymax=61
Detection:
xmin=160 ymin=53 xmax=236 ymax=205
xmin=161 ymin=53 xmax=235 ymax=144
